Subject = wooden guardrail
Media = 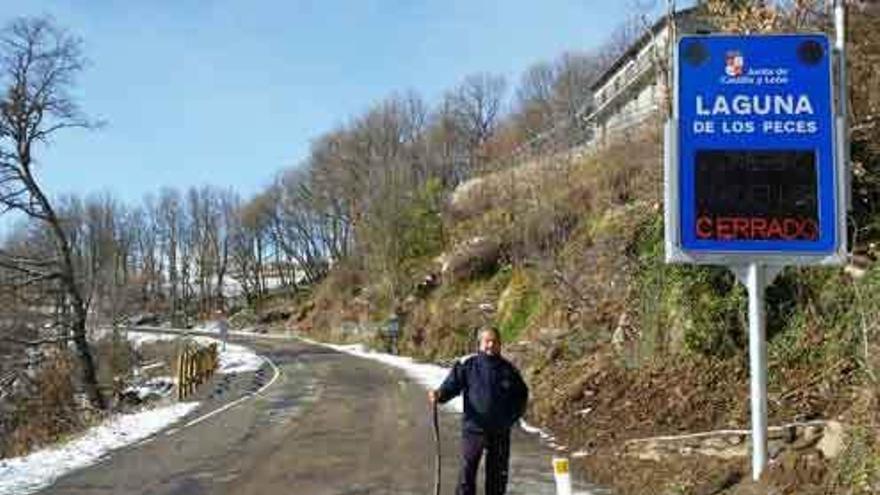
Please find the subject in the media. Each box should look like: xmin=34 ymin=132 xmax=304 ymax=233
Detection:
xmin=176 ymin=341 xmax=219 ymax=400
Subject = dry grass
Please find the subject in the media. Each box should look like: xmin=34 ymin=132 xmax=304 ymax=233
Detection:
xmin=0 ymin=332 xmax=169 ymax=460
xmin=447 ymin=123 xmax=662 ymax=264
xmin=0 ymin=350 xmax=86 ymax=459
xmin=293 ymin=262 xmax=376 ymax=342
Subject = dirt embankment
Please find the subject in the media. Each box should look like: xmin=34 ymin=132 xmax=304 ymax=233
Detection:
xmin=277 ymin=124 xmax=880 ymax=493
xmin=515 ymin=339 xmax=867 ymax=494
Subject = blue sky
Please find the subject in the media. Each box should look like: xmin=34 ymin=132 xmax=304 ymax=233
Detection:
xmin=2 ymin=0 xmax=682 ymax=206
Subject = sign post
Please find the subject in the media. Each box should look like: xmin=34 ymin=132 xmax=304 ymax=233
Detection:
xmin=387 ymin=313 xmax=400 ymax=355
xmin=745 ymin=262 xmax=768 ymax=475
xmin=666 ymin=33 xmax=847 ymax=480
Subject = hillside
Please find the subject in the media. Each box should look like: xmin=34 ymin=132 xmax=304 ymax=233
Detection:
xmin=278 ymin=112 xmax=880 ymax=494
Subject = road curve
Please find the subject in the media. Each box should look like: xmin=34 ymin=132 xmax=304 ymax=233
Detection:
xmin=40 ymin=337 xmax=600 ymax=494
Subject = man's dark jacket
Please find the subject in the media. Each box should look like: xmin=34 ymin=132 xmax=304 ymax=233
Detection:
xmin=436 ymin=352 xmax=529 ymax=434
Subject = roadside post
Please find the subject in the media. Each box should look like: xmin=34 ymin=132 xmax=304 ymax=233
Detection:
xmin=216 ymin=311 xmax=229 ymax=351
xmin=387 ymin=312 xmax=400 ymax=355
xmin=552 ymin=457 xmax=573 ymax=495
xmin=665 ymin=33 xmax=848 ymax=480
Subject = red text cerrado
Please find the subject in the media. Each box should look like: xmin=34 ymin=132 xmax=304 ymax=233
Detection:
xmin=696 ymin=216 xmax=819 ymax=241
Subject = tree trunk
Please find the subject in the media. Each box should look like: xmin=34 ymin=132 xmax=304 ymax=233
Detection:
xmin=21 ymin=156 xmax=107 ymax=410
xmin=71 ymin=302 xmax=105 ymax=409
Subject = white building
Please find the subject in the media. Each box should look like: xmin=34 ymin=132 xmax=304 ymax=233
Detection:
xmin=585 ymin=8 xmax=710 ymax=147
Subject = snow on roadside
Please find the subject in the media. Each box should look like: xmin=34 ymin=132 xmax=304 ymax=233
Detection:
xmin=0 ymin=327 xmax=267 ymax=495
xmin=0 ymin=402 xmax=199 ymax=495
xmin=206 ymin=340 xmax=264 ymax=374
xmin=190 ymin=320 xmax=222 ymax=334
xmin=122 ymin=376 xmax=175 ymax=401
xmin=125 ymin=327 xmax=264 ymax=375
xmin=186 ymin=323 xmax=265 ymax=375
xmin=125 ymin=330 xmax=178 ymax=348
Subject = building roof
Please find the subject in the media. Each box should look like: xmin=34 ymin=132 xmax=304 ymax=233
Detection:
xmin=589 ymin=7 xmax=702 ymax=92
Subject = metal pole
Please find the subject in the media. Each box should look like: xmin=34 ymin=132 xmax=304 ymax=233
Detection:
xmin=746 ymin=263 xmax=768 ymax=480
xmin=835 ymin=0 xmax=850 ymax=210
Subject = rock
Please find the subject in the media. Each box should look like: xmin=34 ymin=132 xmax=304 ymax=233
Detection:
xmin=817 ymin=420 xmax=845 ymax=459
xmin=768 ymin=440 xmax=786 ymax=460
xmin=448 ymin=176 xmax=489 ymax=219
xmin=611 ymin=312 xmax=632 ymax=352
xmin=628 ymin=441 xmax=663 ymax=462
xmin=574 ymin=407 xmax=593 ymax=417
xmin=537 ymin=327 xmax=567 ymax=343
xmin=790 ymin=425 xmax=823 ymax=451
xmin=440 ymin=237 xmax=502 ymax=282
xmin=610 ymin=329 xmax=623 ymax=351
xmin=415 ymin=272 xmax=440 ymax=296
xmin=725 ymin=434 xmax=745 ymax=446
xmin=701 ymin=437 xmax=730 ymax=450
xmin=803 ymin=425 xmax=822 ymax=443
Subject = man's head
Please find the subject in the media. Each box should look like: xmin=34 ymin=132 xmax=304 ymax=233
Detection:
xmin=478 ymin=327 xmax=502 ymax=356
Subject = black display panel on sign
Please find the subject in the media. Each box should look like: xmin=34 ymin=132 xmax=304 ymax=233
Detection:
xmin=694 ymin=150 xmax=819 ymax=242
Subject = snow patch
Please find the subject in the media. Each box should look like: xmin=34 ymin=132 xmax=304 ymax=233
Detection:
xmin=0 ymin=402 xmax=199 ymax=495
xmin=122 ymin=376 xmax=175 ymax=401
xmin=190 ymin=320 xmax=222 ymax=334
xmin=125 ymin=329 xmax=264 ymax=376
xmin=207 ymin=340 xmax=264 ymax=375
xmin=125 ymin=331 xmax=178 ymax=349
xmin=519 ymin=420 xmax=553 ymax=438
xmin=0 ymin=328 xmax=265 ymax=494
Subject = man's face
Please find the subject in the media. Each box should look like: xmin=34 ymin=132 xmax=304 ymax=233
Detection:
xmin=479 ymin=330 xmax=501 ymax=356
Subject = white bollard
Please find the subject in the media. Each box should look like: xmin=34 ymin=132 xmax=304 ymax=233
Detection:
xmin=552 ymin=457 xmax=572 ymax=495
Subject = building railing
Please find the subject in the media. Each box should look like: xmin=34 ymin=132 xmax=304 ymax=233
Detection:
xmin=587 ymin=54 xmax=659 ymax=126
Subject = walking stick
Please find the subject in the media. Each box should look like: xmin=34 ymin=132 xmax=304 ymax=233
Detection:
xmin=432 ymin=401 xmax=441 ymax=495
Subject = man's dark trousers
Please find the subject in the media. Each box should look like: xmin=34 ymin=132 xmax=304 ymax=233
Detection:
xmin=457 ymin=429 xmax=511 ymax=495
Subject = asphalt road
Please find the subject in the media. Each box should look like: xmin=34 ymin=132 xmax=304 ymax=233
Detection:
xmin=40 ymin=337 xmax=602 ymax=494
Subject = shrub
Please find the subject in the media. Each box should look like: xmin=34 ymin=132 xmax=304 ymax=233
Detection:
xmin=1 ymin=351 xmax=83 ymax=458
xmin=497 ymin=268 xmax=541 ymax=343
xmin=630 ymin=213 xmax=747 ymax=360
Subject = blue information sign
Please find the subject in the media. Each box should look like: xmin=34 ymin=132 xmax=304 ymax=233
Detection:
xmin=672 ymin=34 xmax=842 ymax=261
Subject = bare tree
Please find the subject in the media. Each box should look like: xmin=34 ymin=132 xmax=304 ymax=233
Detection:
xmin=230 ymin=192 xmax=273 ymax=306
xmin=0 ymin=17 xmax=105 ymax=409
xmin=426 ymin=97 xmax=471 ymax=186
xmin=274 ymin=169 xmax=334 ymax=283
xmin=597 ymin=15 xmax=646 ymax=69
xmin=515 ymin=61 xmax=557 ymax=141
xmin=157 ymin=188 xmax=183 ymax=325
xmin=446 ymin=73 xmax=508 ymax=169
xmin=552 ymin=52 xmax=599 ymax=137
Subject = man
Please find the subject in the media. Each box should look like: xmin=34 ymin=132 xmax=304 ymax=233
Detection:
xmin=428 ymin=327 xmax=529 ymax=495
xmin=215 ymin=310 xmax=229 ymax=351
